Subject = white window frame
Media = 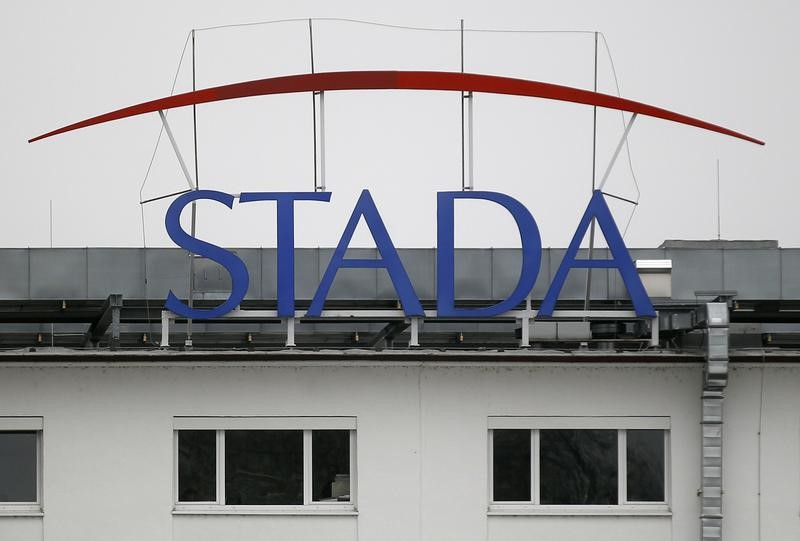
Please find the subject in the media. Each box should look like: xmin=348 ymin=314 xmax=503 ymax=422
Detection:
xmin=0 ymin=417 xmax=43 ymax=516
xmin=173 ymin=417 xmax=357 ymax=515
xmin=488 ymin=416 xmax=671 ymax=516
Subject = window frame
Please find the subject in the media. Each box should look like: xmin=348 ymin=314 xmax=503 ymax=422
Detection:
xmin=173 ymin=417 xmax=357 ymax=515
xmin=0 ymin=417 xmax=43 ymax=516
xmin=488 ymin=416 xmax=670 ymax=515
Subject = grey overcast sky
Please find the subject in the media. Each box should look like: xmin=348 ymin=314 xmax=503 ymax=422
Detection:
xmin=1 ymin=0 xmax=797 ymax=249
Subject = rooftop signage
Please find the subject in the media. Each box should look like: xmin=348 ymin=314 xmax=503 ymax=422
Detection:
xmin=164 ymin=188 xmax=654 ymax=320
xmin=30 ymin=70 xmax=763 ymax=321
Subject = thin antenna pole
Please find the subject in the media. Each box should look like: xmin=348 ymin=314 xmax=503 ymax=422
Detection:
xmin=187 ymin=28 xmax=199 ymax=347
xmin=310 ymin=19 xmax=318 ymax=191
xmin=460 ymin=19 xmax=465 ymax=191
xmin=583 ymin=31 xmax=599 ymax=315
xmin=49 ymin=200 xmax=54 ymax=347
xmin=716 ymin=159 xmax=721 ymax=240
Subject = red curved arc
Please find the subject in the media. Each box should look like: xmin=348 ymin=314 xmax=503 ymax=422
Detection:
xmin=29 ymin=70 xmax=764 ymax=145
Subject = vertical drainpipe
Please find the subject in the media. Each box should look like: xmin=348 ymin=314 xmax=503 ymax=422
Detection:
xmin=701 ymin=302 xmax=730 ymax=541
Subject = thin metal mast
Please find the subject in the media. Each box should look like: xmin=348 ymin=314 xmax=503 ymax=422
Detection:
xmin=310 ymin=19 xmax=318 ymax=191
xmin=716 ymin=159 xmax=721 ymax=240
xmin=460 ymin=19 xmax=465 ymax=190
xmin=187 ymin=28 xmax=199 ymax=347
xmin=583 ymin=31 xmax=599 ymax=315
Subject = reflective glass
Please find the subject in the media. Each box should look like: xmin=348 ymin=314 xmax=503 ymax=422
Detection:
xmin=540 ymin=429 xmax=617 ymax=505
xmin=178 ymin=430 xmax=216 ymax=502
xmin=312 ymin=430 xmax=350 ymax=502
xmin=0 ymin=432 xmax=37 ymax=503
xmin=626 ymin=430 xmax=665 ymax=502
xmin=492 ymin=429 xmax=531 ymax=502
xmin=225 ymin=430 xmax=303 ymax=505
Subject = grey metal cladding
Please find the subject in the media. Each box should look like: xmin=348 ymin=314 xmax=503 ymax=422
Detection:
xmin=144 ymin=248 xmax=190 ymax=299
xmin=293 ymin=249 xmax=320 ymax=301
xmin=613 ymin=248 xmax=668 ymax=299
xmin=88 ymin=248 xmax=144 ymax=298
xmin=237 ymin=249 xmax=263 ymax=300
xmin=318 ymin=248 xmax=378 ymax=301
xmin=0 ymin=247 xmax=799 ymax=302
xmin=377 ymin=248 xmax=435 ymax=300
xmin=530 ymin=248 xmax=552 ymax=299
xmin=668 ymin=249 xmax=723 ymax=300
xmin=491 ymin=249 xmax=522 ymax=300
xmin=192 ymin=248 xmax=262 ymax=299
xmin=259 ymin=248 xmax=277 ymax=300
xmin=30 ymin=248 xmax=87 ymax=299
xmin=781 ymin=250 xmax=800 ymax=298
xmin=548 ymin=248 xmax=609 ymax=300
xmin=724 ymin=250 xmax=780 ymax=299
xmin=453 ymin=249 xmax=492 ymax=299
xmin=0 ymin=248 xmax=30 ymax=299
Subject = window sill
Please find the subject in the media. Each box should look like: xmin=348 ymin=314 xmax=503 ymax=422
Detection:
xmin=0 ymin=506 xmax=44 ymax=517
xmin=173 ymin=505 xmax=357 ymax=516
xmin=488 ymin=505 xmax=671 ymax=517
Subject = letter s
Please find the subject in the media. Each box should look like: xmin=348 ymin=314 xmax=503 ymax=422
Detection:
xmin=164 ymin=190 xmax=249 ymax=319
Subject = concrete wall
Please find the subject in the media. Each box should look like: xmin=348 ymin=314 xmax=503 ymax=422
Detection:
xmin=0 ymin=356 xmax=790 ymax=541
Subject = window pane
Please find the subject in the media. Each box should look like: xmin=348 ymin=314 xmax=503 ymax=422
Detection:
xmin=312 ymin=430 xmax=350 ymax=502
xmin=225 ymin=430 xmax=303 ymax=505
xmin=0 ymin=432 xmax=37 ymax=502
xmin=540 ymin=429 xmax=617 ymax=505
xmin=178 ymin=430 xmax=216 ymax=502
xmin=627 ymin=430 xmax=665 ymax=502
xmin=492 ymin=430 xmax=530 ymax=502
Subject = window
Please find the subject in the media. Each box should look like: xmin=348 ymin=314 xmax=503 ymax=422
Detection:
xmin=488 ymin=417 xmax=669 ymax=514
xmin=0 ymin=417 xmax=42 ymax=515
xmin=174 ymin=417 xmax=356 ymax=513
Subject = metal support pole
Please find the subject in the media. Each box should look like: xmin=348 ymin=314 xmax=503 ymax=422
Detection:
xmin=519 ymin=296 xmax=532 ymax=348
xmin=287 ymin=317 xmax=296 ymax=347
xmin=597 ymin=113 xmax=638 ymax=192
xmin=309 ymin=19 xmax=319 ymax=191
xmin=157 ymin=111 xmax=196 ymax=190
xmin=186 ymin=28 xmax=200 ymax=349
xmin=460 ymin=19 xmax=474 ymax=191
xmin=583 ymin=32 xmax=599 ymax=316
xmin=160 ymin=310 xmax=172 ymax=348
xmin=650 ymin=311 xmax=659 ymax=347
xmin=316 ymin=91 xmax=327 ymax=191
xmin=408 ymin=317 xmax=420 ymax=347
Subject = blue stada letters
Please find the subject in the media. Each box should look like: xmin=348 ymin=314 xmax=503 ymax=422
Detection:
xmin=164 ymin=189 xmax=655 ymax=320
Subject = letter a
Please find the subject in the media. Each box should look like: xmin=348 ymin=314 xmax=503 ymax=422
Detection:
xmin=539 ymin=190 xmax=655 ymax=317
xmin=308 ymin=190 xmax=423 ymax=317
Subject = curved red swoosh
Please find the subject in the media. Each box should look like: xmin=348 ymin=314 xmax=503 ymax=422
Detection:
xmin=29 ymin=70 xmax=764 ymax=145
